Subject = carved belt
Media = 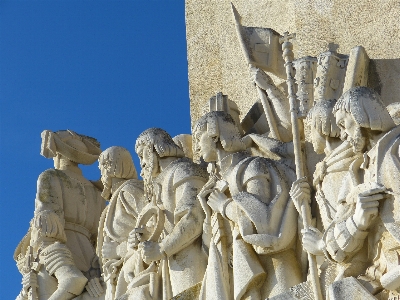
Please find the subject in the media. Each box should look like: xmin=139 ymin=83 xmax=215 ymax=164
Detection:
xmin=64 ymin=222 xmax=91 ymax=239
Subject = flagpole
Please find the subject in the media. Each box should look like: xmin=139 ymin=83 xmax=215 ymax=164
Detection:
xmin=279 ymin=32 xmax=323 ymax=300
xmin=231 ymin=3 xmax=281 ymax=140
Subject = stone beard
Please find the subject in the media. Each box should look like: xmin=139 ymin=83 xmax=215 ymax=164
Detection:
xmin=12 ymin=8 xmax=400 ymax=299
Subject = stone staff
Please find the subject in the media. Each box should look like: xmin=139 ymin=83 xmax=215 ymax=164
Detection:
xmin=279 ymin=32 xmax=323 ymax=300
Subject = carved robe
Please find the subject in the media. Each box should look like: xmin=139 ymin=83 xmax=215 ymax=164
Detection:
xmin=97 ymin=179 xmax=146 ymax=300
xmin=313 ymin=141 xmax=360 ymax=230
xmin=202 ymin=151 xmax=302 ymax=299
xmin=324 ymin=125 xmax=400 ymax=297
xmin=311 ymin=142 xmax=362 ymax=291
xmin=27 ymin=168 xmax=106 ymax=299
xmin=153 ymin=157 xmax=208 ymax=298
xmin=124 ymin=158 xmax=208 ymax=300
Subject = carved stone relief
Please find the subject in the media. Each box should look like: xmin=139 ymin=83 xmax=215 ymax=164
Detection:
xmin=14 ymin=4 xmax=400 ymax=300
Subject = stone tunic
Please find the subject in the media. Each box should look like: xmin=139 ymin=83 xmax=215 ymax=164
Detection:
xmin=33 ymin=168 xmax=105 ymax=276
xmin=153 ymin=157 xmax=208 ymax=298
xmin=97 ymin=179 xmax=146 ymax=299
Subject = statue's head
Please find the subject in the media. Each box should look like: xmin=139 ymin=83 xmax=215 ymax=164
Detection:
xmin=333 ymin=87 xmax=395 ymax=153
xmin=135 ymin=128 xmax=184 ymax=180
xmin=305 ymin=99 xmax=340 ymax=154
xmin=40 ymin=130 xmax=101 ymax=168
xmin=98 ymin=146 xmax=137 ymax=199
xmin=192 ymin=111 xmax=245 ymax=162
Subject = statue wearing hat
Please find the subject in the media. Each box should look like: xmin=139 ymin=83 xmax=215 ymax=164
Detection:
xmin=15 ymin=130 xmax=106 ymax=300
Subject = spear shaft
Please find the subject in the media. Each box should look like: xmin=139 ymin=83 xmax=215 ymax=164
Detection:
xmin=280 ymin=32 xmax=323 ymax=300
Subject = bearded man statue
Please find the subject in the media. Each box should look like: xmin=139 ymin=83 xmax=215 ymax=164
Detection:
xmin=120 ymin=128 xmax=208 ymax=300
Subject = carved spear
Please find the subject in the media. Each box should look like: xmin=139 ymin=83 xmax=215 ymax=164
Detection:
xmin=279 ymin=32 xmax=323 ymax=300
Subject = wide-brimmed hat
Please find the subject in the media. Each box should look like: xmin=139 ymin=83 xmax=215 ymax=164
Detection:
xmin=41 ymin=130 xmax=101 ymax=165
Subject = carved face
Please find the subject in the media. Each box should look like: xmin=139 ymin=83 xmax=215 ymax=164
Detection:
xmin=195 ymin=131 xmax=218 ymax=163
xmin=335 ymin=110 xmax=367 ymax=153
xmin=136 ymin=144 xmax=160 ymax=180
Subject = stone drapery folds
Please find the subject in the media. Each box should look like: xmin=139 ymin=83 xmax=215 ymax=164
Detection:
xmin=13 ymin=5 xmax=400 ymax=300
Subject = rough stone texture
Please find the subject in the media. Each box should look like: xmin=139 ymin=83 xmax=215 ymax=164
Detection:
xmin=186 ymin=0 xmax=400 ymax=125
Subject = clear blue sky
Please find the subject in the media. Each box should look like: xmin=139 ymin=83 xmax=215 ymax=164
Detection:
xmin=0 ymin=1 xmax=191 ymax=297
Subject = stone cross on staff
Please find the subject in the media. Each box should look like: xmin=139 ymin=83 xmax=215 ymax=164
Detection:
xmin=279 ymin=32 xmax=323 ymax=300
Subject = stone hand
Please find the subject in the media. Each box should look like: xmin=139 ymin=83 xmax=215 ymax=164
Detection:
xmin=301 ymin=227 xmax=325 ymax=256
xmin=207 ymin=189 xmax=228 ymax=214
xmin=352 ymin=182 xmax=386 ymax=230
xmin=141 ymin=241 xmax=164 ymax=263
xmin=198 ymin=187 xmax=215 ymax=223
xmin=290 ymin=177 xmax=311 ymax=213
xmin=85 ymin=277 xmax=105 ymax=298
xmin=249 ymin=65 xmax=275 ymax=90
xmin=102 ymin=237 xmax=119 ymax=259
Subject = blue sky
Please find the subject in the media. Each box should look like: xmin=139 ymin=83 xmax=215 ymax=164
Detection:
xmin=0 ymin=1 xmax=191 ymax=297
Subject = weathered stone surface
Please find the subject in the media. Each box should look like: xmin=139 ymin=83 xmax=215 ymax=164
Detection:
xmin=186 ymin=0 xmax=400 ymax=125
xmin=13 ymin=2 xmax=400 ymax=300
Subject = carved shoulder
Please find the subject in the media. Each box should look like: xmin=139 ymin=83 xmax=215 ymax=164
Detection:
xmin=36 ymin=169 xmax=63 ymax=204
xmin=172 ymin=159 xmax=208 ymax=188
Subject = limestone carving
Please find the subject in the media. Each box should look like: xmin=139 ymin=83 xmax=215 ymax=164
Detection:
xmin=120 ymin=128 xmax=208 ymax=300
xmin=292 ymin=87 xmax=400 ymax=299
xmin=15 ymin=130 xmax=106 ymax=300
xmin=97 ymin=146 xmax=147 ymax=300
xmin=193 ymin=111 xmax=302 ymax=299
xmin=13 ymin=5 xmax=400 ymax=300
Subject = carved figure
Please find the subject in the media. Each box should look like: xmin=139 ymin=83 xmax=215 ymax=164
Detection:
xmin=194 ymin=111 xmax=302 ymax=299
xmin=290 ymin=100 xmax=362 ymax=296
xmin=121 ymin=128 xmax=208 ymax=299
xmin=97 ymin=146 xmax=146 ymax=300
xmin=303 ymin=100 xmax=360 ymax=230
xmin=249 ymin=66 xmax=292 ymax=142
xmin=14 ymin=130 xmax=106 ymax=300
xmin=292 ymin=87 xmax=400 ymax=299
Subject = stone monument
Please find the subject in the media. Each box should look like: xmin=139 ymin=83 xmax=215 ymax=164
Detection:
xmin=14 ymin=1 xmax=400 ymax=299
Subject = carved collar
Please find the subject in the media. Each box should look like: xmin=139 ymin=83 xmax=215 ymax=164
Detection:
xmin=111 ymin=179 xmax=125 ymax=194
xmin=219 ymin=151 xmax=249 ymax=176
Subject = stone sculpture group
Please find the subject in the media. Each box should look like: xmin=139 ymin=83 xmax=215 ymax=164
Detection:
xmin=13 ymin=7 xmax=400 ymax=300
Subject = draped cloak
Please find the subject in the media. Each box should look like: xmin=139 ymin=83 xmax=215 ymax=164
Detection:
xmin=200 ymin=152 xmax=302 ymax=300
